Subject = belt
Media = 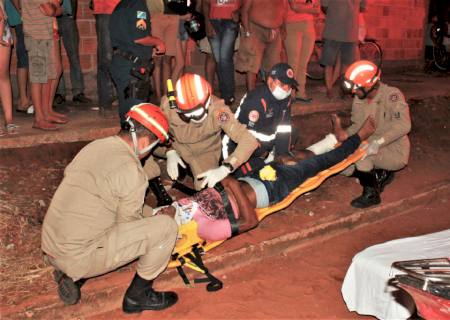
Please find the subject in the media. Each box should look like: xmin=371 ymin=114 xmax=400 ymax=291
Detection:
xmin=214 ymin=182 xmax=239 ymax=237
xmin=113 ymin=48 xmax=145 ymax=64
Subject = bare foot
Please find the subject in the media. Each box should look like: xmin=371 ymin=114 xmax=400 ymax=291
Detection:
xmin=331 ymin=114 xmax=347 ymax=142
xmin=357 ymin=116 xmax=376 ymax=141
xmin=33 ymin=120 xmax=59 ymax=131
xmin=50 ymin=111 xmax=68 ymax=119
xmin=47 ymin=115 xmax=69 ymax=124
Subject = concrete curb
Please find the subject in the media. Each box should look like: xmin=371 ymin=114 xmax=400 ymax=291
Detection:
xmin=3 ymin=182 xmax=449 ymax=319
xmin=2 ymin=72 xmax=448 ymax=150
xmin=0 ymin=124 xmax=120 ymax=150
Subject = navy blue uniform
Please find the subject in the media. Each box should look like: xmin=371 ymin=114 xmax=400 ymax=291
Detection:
xmin=110 ymin=0 xmax=153 ymax=126
xmin=242 ymin=134 xmax=361 ymax=206
xmin=223 ymin=84 xmax=292 ymax=177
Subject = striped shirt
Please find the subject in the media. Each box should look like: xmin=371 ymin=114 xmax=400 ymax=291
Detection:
xmin=21 ymin=0 xmax=54 ymax=39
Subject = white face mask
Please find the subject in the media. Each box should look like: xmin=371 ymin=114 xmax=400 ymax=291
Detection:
xmin=137 ymin=139 xmax=159 ymax=157
xmin=271 ymin=85 xmax=292 ymax=100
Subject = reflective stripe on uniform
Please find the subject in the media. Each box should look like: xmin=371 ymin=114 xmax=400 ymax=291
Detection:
xmin=249 ymin=130 xmax=276 ymax=142
xmin=222 ymin=134 xmax=231 ymax=159
xmin=276 ymin=125 xmax=292 ymax=133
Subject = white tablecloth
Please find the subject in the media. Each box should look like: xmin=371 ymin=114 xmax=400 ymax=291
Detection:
xmin=341 ymin=229 xmax=450 ymax=320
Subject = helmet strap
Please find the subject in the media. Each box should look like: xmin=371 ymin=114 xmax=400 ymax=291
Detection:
xmin=357 ymin=81 xmax=380 ymax=99
xmin=128 ymin=119 xmax=159 ymax=156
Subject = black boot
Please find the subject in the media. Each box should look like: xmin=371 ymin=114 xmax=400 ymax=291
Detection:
xmin=351 ymin=170 xmax=381 ymax=208
xmin=122 ymin=273 xmax=178 ymax=313
xmin=148 ymin=177 xmax=173 ymax=206
xmin=375 ymin=169 xmax=395 ymax=192
xmin=53 ymin=269 xmax=86 ymax=305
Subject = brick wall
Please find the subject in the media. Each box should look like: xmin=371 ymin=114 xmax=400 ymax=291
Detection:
xmin=65 ymin=0 xmax=427 ymax=71
xmin=9 ymin=0 xmax=429 ymax=96
xmin=364 ymin=0 xmax=428 ymax=62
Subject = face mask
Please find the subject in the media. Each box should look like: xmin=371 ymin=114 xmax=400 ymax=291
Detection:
xmin=128 ymin=122 xmax=160 ymax=157
xmin=137 ymin=139 xmax=159 ymax=156
xmin=271 ymin=85 xmax=292 ymax=100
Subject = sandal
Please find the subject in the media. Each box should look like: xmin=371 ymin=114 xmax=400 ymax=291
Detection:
xmin=5 ymin=123 xmax=19 ymax=135
xmin=16 ymin=105 xmax=34 ymax=114
xmin=32 ymin=121 xmax=58 ymax=131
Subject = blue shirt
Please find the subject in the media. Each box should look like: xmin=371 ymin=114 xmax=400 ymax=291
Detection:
xmin=110 ymin=0 xmax=153 ymax=58
xmin=227 ymin=84 xmax=292 ymax=159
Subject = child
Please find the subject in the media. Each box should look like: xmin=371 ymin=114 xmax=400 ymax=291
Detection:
xmin=0 ymin=1 xmax=19 ymax=135
xmin=21 ymin=0 xmax=67 ymax=130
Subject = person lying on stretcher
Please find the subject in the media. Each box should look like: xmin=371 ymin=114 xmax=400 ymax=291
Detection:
xmin=158 ymin=116 xmax=376 ymax=241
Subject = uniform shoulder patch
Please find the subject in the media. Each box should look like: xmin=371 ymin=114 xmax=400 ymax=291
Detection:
xmin=136 ymin=19 xmax=147 ymax=30
xmin=216 ymin=109 xmax=230 ymax=124
xmin=249 ymin=110 xmax=259 ymax=122
xmin=388 ymin=89 xmax=405 ymax=103
xmin=389 ymin=93 xmax=399 ymax=102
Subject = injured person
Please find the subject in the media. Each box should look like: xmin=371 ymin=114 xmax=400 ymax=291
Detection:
xmin=158 ymin=116 xmax=376 ymax=242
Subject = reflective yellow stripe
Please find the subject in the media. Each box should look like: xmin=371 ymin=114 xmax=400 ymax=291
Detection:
xmin=349 ymin=64 xmax=374 ymax=80
xmin=132 ymin=104 xmax=169 ymax=141
xmin=249 ymin=130 xmax=276 ymax=142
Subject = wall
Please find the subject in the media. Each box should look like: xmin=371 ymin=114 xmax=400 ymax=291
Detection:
xmin=9 ymin=0 xmax=429 ymax=97
xmin=364 ymin=0 xmax=428 ymax=62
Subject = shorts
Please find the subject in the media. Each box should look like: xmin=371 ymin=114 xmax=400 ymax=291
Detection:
xmin=151 ymin=14 xmax=179 ymax=56
xmin=235 ymin=21 xmax=282 ymax=74
xmin=2 ymin=23 xmax=13 ymax=45
xmin=319 ymin=39 xmax=357 ymax=66
xmin=24 ymin=37 xmax=57 ymax=83
xmin=178 ymin=19 xmax=189 ymax=41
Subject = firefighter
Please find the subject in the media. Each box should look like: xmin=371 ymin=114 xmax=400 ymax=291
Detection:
xmin=156 ymin=73 xmax=258 ymax=190
xmin=224 ymin=63 xmax=297 ymax=178
xmin=110 ymin=0 xmax=172 ymax=206
xmin=42 ymin=103 xmax=179 ymax=313
xmin=337 ymin=60 xmax=411 ymax=208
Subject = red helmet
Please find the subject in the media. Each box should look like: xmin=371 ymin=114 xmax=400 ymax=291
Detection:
xmin=343 ymin=60 xmax=381 ymax=93
xmin=175 ymin=73 xmax=212 ymax=113
xmin=126 ymin=103 xmax=169 ymax=143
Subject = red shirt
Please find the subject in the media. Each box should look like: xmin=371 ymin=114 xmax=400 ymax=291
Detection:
xmin=92 ymin=0 xmax=121 ymax=15
xmin=210 ymin=0 xmax=240 ymax=20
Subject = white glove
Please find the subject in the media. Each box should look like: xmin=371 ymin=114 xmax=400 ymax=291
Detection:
xmin=166 ymin=150 xmax=186 ymax=180
xmin=362 ymin=138 xmax=383 ymax=159
xmin=197 ymin=165 xmax=231 ymax=189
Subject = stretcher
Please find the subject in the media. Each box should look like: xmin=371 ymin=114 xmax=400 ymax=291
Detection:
xmin=169 ymin=144 xmax=367 ymax=291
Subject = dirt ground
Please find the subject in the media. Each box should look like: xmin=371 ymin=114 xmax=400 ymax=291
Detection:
xmin=0 ymin=95 xmax=449 ymax=317
xmin=92 ymin=188 xmax=450 ymax=320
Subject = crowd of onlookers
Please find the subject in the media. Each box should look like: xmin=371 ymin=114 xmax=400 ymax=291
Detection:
xmin=0 ymin=0 xmax=368 ymax=136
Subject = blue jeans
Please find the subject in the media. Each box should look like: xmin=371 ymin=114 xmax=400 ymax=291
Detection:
xmin=246 ymin=134 xmax=361 ymax=205
xmin=56 ymin=15 xmax=85 ymax=96
xmin=208 ymin=19 xmax=238 ymax=100
xmin=95 ymin=14 xmax=114 ymax=108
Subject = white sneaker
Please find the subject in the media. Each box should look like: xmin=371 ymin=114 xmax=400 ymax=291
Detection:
xmin=27 ymin=105 xmax=34 ymax=114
